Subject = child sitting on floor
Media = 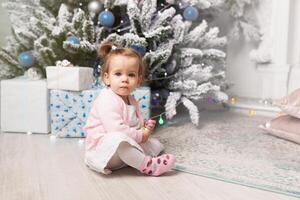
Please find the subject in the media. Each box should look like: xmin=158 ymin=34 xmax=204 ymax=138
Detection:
xmin=83 ymin=43 xmax=176 ymax=176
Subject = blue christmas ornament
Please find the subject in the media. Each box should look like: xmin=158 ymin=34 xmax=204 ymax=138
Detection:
xmin=183 ymin=6 xmax=199 ymax=21
xmin=129 ymin=45 xmax=146 ymax=56
xmin=18 ymin=51 xmax=34 ymax=68
xmin=66 ymin=36 xmax=80 ymax=45
xmin=98 ymin=10 xmax=115 ymax=27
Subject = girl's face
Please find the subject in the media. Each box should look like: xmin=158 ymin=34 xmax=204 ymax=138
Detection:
xmin=103 ymin=55 xmax=141 ymax=102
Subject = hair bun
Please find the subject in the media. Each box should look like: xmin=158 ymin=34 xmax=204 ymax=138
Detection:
xmin=98 ymin=42 xmax=118 ymax=59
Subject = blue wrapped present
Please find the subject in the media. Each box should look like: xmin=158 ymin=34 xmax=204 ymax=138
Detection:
xmin=50 ymin=86 xmax=151 ymax=137
xmin=132 ymin=87 xmax=151 ymax=120
xmin=50 ymin=87 xmax=101 ymax=137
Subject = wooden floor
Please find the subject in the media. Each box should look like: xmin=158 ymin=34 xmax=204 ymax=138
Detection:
xmin=0 ymin=133 xmax=298 ymax=200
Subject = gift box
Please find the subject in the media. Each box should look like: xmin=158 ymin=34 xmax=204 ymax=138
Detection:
xmin=50 ymin=86 xmax=151 ymax=137
xmin=50 ymin=87 xmax=101 ymax=137
xmin=46 ymin=66 xmax=94 ymax=91
xmin=1 ymin=76 xmax=50 ymax=134
xmin=132 ymin=87 xmax=151 ymax=120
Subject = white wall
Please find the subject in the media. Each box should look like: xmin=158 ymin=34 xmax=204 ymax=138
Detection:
xmin=225 ymin=0 xmax=300 ymax=99
xmin=212 ymin=11 xmax=261 ymax=99
xmin=0 ymin=1 xmax=11 ymax=47
xmin=226 ymin=40 xmax=259 ymax=98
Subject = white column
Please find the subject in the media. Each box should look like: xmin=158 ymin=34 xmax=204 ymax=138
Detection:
xmin=287 ymin=0 xmax=300 ymax=92
xmin=257 ymin=0 xmax=291 ymax=99
xmin=269 ymin=0 xmax=290 ymax=65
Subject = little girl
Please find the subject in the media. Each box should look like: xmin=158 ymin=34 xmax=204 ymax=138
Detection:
xmin=83 ymin=43 xmax=176 ymax=176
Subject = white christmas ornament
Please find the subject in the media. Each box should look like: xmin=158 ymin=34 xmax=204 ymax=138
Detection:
xmin=88 ymin=1 xmax=103 ymax=13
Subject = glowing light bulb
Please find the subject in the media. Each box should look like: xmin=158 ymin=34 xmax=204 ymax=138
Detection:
xmin=248 ymin=109 xmax=256 ymax=117
xmin=78 ymin=139 xmax=84 ymax=146
xmin=50 ymin=135 xmax=57 ymax=143
xmin=277 ymin=112 xmax=285 ymax=117
xmin=265 ymin=122 xmax=271 ymax=128
xmin=230 ymin=97 xmax=237 ymax=104
xmin=158 ymin=115 xmax=164 ymax=125
xmin=172 ymin=110 xmax=177 ymax=116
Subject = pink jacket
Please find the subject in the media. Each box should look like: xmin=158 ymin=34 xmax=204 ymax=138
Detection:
xmin=83 ymin=87 xmax=144 ymax=150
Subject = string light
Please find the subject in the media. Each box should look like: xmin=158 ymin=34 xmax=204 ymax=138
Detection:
xmin=248 ymin=109 xmax=256 ymax=117
xmin=230 ymin=96 xmax=237 ymax=104
xmin=152 ymin=4 xmax=172 ymax=18
xmin=145 ymin=73 xmax=176 ymax=82
xmin=113 ymin=26 xmax=131 ymax=33
xmin=207 ymin=97 xmax=215 ymax=104
xmin=112 ymin=21 xmax=130 ymax=31
xmin=136 ymin=92 xmax=180 ymax=126
xmin=149 ymin=101 xmax=183 ymax=125
xmin=172 ymin=109 xmax=177 ymax=116
xmin=277 ymin=112 xmax=285 ymax=117
xmin=259 ymin=98 xmax=273 ymax=105
xmin=158 ymin=115 xmax=164 ymax=125
xmin=50 ymin=135 xmax=57 ymax=143
xmin=78 ymin=139 xmax=85 ymax=146
xmin=263 ymin=100 xmax=269 ymax=105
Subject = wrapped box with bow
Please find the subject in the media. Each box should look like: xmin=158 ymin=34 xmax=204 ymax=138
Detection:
xmin=46 ymin=60 xmax=94 ymax=91
xmin=50 ymin=86 xmax=151 ymax=137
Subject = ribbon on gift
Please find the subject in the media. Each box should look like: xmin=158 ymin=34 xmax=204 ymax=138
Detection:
xmin=53 ymin=59 xmax=74 ymax=90
xmin=55 ymin=59 xmax=74 ymax=68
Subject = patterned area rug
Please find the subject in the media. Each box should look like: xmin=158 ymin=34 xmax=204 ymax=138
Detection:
xmin=153 ymin=110 xmax=300 ymax=197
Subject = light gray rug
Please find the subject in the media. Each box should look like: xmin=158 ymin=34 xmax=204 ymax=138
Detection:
xmin=153 ymin=109 xmax=300 ymax=198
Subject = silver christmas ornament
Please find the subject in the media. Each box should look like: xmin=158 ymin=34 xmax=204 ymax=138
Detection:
xmin=88 ymin=1 xmax=103 ymax=13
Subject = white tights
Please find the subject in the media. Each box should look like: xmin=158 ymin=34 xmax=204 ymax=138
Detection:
xmin=106 ymin=139 xmax=164 ymax=170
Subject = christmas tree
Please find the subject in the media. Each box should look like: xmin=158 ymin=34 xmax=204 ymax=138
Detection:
xmin=0 ymin=0 xmax=259 ymax=125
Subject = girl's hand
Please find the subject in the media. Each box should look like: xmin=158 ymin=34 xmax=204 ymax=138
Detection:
xmin=141 ymin=127 xmax=151 ymax=143
xmin=144 ymin=119 xmax=156 ymax=131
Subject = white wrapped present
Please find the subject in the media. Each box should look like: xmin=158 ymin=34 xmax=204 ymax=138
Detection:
xmin=1 ymin=76 xmax=50 ymax=134
xmin=46 ymin=65 xmax=94 ymax=91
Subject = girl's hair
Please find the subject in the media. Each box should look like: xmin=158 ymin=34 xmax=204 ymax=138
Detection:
xmin=98 ymin=42 xmax=145 ymax=83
